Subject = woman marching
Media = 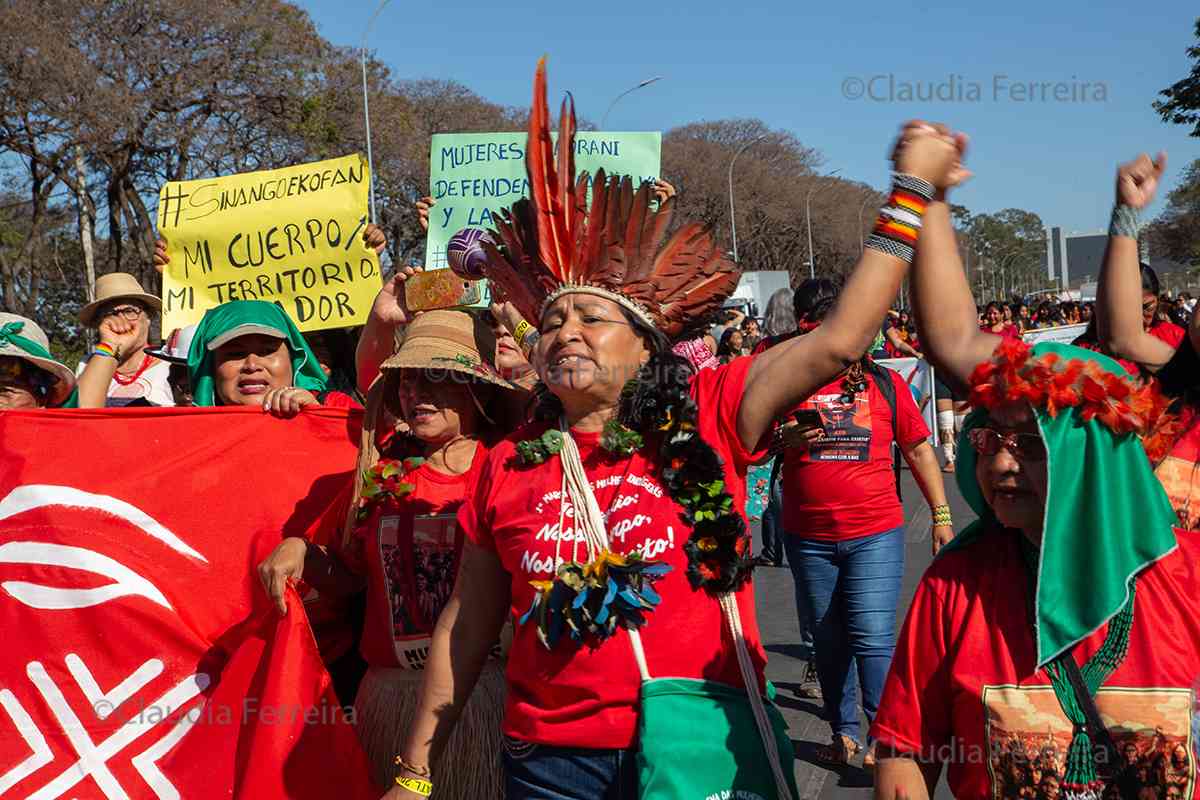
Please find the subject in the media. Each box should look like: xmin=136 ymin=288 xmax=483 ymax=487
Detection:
xmin=873 ymin=122 xmax=1200 ymax=800
xmin=258 ymin=309 xmax=519 ymax=796
xmin=382 ymin=61 xmax=961 ymax=800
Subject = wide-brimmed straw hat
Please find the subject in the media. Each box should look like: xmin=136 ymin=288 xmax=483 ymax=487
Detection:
xmin=79 ymin=273 xmax=162 ymax=327
xmin=0 ymin=312 xmax=76 ymax=406
xmin=381 ymin=310 xmax=514 ymax=389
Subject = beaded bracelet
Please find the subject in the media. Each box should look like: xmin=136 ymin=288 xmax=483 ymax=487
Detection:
xmin=932 ymin=504 xmax=953 ymax=527
xmin=865 ymin=173 xmax=937 ymax=264
xmin=1108 ymin=203 xmax=1141 ymax=240
xmin=395 ymin=776 xmax=432 ymax=796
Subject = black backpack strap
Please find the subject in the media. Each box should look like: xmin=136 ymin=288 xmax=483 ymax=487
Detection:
xmin=865 ymin=360 xmax=902 ymax=501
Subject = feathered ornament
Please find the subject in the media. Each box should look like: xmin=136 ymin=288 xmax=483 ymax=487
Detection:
xmin=480 ymin=58 xmax=740 ymax=338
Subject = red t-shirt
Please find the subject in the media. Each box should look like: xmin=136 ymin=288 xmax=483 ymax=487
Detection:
xmin=299 ymin=481 xmax=356 ymax=664
xmin=318 ymin=389 xmax=362 ymax=410
xmin=342 ymin=443 xmax=488 ymax=669
xmin=1151 ymin=321 xmax=1187 ymax=350
xmin=780 ymin=369 xmax=929 ymax=539
xmin=461 ymin=357 xmax=767 ymax=749
xmin=982 ymin=323 xmax=1022 ymax=341
xmin=872 ymin=528 xmax=1200 ymax=800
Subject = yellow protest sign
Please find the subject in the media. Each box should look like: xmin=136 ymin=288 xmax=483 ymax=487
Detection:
xmin=155 ymin=154 xmax=381 ymax=332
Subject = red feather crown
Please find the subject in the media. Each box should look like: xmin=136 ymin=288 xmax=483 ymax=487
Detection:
xmin=480 ymin=59 xmax=741 ymax=339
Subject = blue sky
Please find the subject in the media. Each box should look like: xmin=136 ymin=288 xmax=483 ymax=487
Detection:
xmin=302 ymin=0 xmax=1199 ymax=234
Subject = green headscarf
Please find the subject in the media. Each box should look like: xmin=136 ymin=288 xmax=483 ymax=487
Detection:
xmin=943 ymin=341 xmax=1177 ymax=667
xmin=187 ymin=301 xmax=327 ymax=407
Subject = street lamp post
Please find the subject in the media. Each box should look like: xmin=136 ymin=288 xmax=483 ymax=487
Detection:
xmin=727 ymin=134 xmax=767 ymax=263
xmin=805 ymin=169 xmax=841 ymax=279
xmin=361 ymin=0 xmax=392 ymax=225
xmin=600 ymin=77 xmax=664 ymax=130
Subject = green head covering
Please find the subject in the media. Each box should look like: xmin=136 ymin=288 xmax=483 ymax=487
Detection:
xmin=187 ymin=301 xmax=327 ymax=407
xmin=943 ymin=341 xmax=1177 ymax=668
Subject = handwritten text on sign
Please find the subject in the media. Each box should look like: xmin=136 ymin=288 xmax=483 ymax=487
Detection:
xmin=156 ymin=154 xmax=381 ymax=332
xmin=424 ymin=132 xmax=662 ymax=270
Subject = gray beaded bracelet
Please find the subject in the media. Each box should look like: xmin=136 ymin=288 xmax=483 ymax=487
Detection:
xmin=1108 ymin=203 xmax=1141 ymax=240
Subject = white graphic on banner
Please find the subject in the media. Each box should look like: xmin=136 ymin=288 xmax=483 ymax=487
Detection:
xmin=0 ymin=484 xmax=207 ymax=561
xmin=0 ymin=542 xmax=174 ymax=611
xmin=0 ymin=485 xmax=213 ymax=798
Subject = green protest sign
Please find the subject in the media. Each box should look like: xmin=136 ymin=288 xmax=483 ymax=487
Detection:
xmin=424 ymin=131 xmax=662 ymax=271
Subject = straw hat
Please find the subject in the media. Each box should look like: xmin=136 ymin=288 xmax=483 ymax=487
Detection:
xmin=0 ymin=312 xmax=76 ymax=406
xmin=381 ymin=310 xmax=513 ymax=389
xmin=79 ymin=273 xmax=162 ymax=327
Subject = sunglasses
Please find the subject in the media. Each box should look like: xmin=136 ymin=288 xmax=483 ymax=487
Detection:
xmin=968 ymin=428 xmax=1047 ymax=461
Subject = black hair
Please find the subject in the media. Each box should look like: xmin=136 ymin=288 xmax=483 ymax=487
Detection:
xmin=716 ymin=327 xmax=742 ymax=357
xmin=792 ymin=278 xmax=842 ymax=324
xmin=527 ymin=302 xmax=754 ymax=591
xmin=1140 ymin=263 xmax=1160 ymax=296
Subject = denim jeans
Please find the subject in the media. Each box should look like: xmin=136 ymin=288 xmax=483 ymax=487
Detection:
xmin=783 ymin=526 xmax=905 ymax=743
xmin=502 ymin=736 xmax=638 ymax=800
xmin=760 ymin=469 xmax=785 ymax=565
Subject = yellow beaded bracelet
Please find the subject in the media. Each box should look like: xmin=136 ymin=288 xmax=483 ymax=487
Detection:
xmin=395 ymin=776 xmax=433 ymax=796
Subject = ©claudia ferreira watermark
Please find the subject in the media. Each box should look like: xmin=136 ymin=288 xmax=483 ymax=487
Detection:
xmin=91 ymin=695 xmax=355 ymax=726
xmin=841 ymin=74 xmax=1110 ymax=103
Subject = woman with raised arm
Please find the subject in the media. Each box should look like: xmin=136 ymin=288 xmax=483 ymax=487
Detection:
xmin=381 ymin=65 xmax=959 ymax=800
xmin=873 ymin=123 xmax=1200 ymax=800
xmin=1097 ymin=152 xmax=1199 ymax=372
xmin=1096 ymin=152 xmax=1200 ymax=529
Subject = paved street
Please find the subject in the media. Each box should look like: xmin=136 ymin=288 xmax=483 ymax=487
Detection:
xmin=753 ymin=464 xmax=976 ymax=799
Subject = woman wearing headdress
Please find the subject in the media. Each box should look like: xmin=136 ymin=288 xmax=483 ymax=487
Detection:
xmin=380 ymin=62 xmax=961 ymax=800
xmin=873 ymin=122 xmax=1200 ymax=800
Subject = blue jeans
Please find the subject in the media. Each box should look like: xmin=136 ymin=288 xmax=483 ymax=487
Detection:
xmin=760 ymin=469 xmax=785 ymax=565
xmin=783 ymin=526 xmax=905 ymax=743
xmin=502 ymin=736 xmax=638 ymax=799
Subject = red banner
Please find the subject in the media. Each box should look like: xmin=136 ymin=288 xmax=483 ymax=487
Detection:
xmin=0 ymin=406 xmax=377 ymax=799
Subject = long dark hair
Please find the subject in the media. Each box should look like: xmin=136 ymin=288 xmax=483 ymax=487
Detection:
xmin=530 ymin=305 xmax=754 ymax=591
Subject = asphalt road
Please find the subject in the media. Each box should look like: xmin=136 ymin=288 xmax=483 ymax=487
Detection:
xmin=752 ymin=464 xmax=976 ymax=799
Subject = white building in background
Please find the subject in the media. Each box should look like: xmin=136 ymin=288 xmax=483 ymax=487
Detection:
xmin=1044 ymin=227 xmax=1191 ymax=295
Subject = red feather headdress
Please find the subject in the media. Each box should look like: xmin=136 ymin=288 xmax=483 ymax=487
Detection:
xmin=968 ymin=338 xmax=1179 ymax=462
xmin=481 ymin=59 xmax=740 ymax=338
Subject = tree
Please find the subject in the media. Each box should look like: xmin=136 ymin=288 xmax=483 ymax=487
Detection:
xmin=1155 ymin=16 xmax=1200 ymax=137
xmin=1147 ymin=158 xmax=1200 ymax=266
xmin=0 ymin=0 xmax=331 ymax=289
xmin=962 ymin=208 xmax=1047 ymax=301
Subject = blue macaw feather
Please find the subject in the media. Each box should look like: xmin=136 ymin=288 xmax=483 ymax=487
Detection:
xmin=518 ymin=593 xmax=542 ymax=627
xmin=640 ymin=583 xmax=661 ymax=605
xmin=640 ymin=562 xmax=672 ymax=578
xmin=617 ymin=587 xmax=644 ymax=608
xmin=593 ymin=579 xmax=619 ymax=625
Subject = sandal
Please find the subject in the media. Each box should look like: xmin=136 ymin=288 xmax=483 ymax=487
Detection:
xmin=941 ymin=461 xmax=955 ymax=474
xmin=813 ymin=734 xmax=860 ymax=767
xmin=862 ymin=742 xmax=877 ymax=772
